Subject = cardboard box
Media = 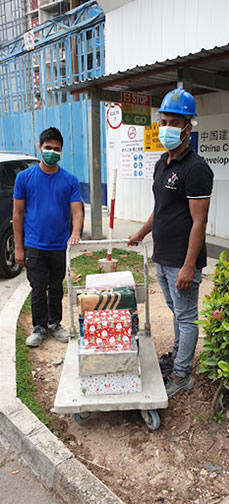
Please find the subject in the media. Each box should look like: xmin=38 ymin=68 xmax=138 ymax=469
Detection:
xmin=85 ymin=270 xmax=135 ymax=290
xmin=79 ymin=336 xmax=139 ymax=376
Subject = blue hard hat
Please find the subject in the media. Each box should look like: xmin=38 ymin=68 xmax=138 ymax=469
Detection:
xmin=158 ymin=88 xmax=197 ymax=117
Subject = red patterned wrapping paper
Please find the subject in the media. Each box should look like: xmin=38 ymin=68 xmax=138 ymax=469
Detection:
xmin=82 ymin=309 xmax=132 ymax=351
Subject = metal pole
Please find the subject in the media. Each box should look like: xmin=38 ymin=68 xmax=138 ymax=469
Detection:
xmin=107 ymin=167 xmax=117 ymax=260
xmin=88 ymin=89 xmax=103 ymax=239
xmin=177 ymin=68 xmax=192 ymax=91
xmin=70 ymin=0 xmax=80 ymax=101
xmin=66 ymin=245 xmax=77 ymax=337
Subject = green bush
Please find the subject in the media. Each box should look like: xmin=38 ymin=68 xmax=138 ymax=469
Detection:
xmin=196 ymin=250 xmax=229 ymax=385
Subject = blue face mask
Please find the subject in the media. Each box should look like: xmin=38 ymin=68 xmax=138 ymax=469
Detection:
xmin=158 ymin=125 xmax=187 ymax=150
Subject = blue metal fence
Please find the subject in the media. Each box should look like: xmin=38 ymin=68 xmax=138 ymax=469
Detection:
xmin=0 ymin=1 xmax=107 ymax=205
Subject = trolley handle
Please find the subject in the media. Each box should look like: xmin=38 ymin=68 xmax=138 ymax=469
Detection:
xmin=67 ymin=239 xmax=148 ymax=267
xmin=66 ymin=238 xmax=150 ymax=336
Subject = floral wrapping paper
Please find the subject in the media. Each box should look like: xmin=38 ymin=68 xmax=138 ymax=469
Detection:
xmin=80 ymin=362 xmax=142 ymax=396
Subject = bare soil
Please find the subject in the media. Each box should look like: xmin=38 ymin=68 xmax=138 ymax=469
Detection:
xmin=19 ymin=267 xmax=229 ymax=504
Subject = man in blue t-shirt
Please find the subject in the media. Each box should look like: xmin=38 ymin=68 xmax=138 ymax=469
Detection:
xmin=13 ymin=127 xmax=83 ymax=347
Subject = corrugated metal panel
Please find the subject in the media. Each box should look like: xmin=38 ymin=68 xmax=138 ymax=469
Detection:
xmin=104 ymin=0 xmax=229 ymax=75
xmin=58 ymin=44 xmax=229 ymax=98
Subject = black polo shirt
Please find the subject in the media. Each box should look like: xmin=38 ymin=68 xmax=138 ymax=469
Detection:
xmin=152 ymin=146 xmax=214 ymax=269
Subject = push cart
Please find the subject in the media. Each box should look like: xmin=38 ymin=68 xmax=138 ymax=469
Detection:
xmin=54 ymin=239 xmax=168 ymax=431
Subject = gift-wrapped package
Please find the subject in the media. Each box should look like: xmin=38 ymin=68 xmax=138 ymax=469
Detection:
xmin=77 ymin=286 xmax=137 ymax=316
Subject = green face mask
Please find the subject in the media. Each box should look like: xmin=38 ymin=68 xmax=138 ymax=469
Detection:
xmin=42 ymin=150 xmax=61 ymax=166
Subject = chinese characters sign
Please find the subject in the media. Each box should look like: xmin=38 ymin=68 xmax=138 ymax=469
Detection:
xmin=196 ymin=114 xmax=229 ymax=180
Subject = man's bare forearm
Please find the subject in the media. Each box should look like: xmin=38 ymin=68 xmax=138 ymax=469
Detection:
xmin=72 ymin=209 xmax=83 ymax=235
xmin=183 ymin=222 xmax=206 ymax=269
xmin=138 ymin=211 xmax=154 ymax=240
xmin=128 ymin=211 xmax=154 ymax=246
xmin=13 ymin=213 xmax=24 ymax=249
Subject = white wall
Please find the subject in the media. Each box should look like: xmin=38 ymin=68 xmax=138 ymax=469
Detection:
xmin=102 ymin=0 xmax=229 ymax=74
xmin=194 ymin=92 xmax=229 ymax=238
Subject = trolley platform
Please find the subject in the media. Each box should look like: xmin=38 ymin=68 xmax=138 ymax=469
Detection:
xmin=54 ymin=239 xmax=168 ymax=430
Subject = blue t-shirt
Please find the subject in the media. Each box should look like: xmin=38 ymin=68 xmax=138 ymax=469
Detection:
xmin=14 ymin=164 xmax=82 ymax=250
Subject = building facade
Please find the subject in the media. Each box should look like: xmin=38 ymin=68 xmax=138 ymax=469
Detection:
xmin=98 ymin=0 xmax=229 ymax=240
xmin=0 ymin=1 xmax=87 ymax=42
xmin=0 ymin=0 xmax=27 ymax=43
xmin=26 ymin=0 xmax=70 ymax=28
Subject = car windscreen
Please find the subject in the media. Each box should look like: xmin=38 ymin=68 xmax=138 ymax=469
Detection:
xmin=1 ymin=159 xmax=38 ymax=188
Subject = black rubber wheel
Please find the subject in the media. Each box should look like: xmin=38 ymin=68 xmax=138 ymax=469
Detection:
xmin=141 ymin=409 xmax=160 ymax=431
xmin=0 ymin=228 xmax=22 ymax=278
xmin=72 ymin=412 xmax=91 ymax=424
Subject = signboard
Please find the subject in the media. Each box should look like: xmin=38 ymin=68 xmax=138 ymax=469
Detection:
xmin=120 ymin=125 xmax=162 ymax=179
xmin=121 ymin=92 xmax=151 ymax=126
xmin=144 ymin=122 xmax=166 ymax=152
xmin=193 ymin=114 xmax=229 ymax=181
xmin=107 ymin=103 xmax=122 ymax=129
xmin=24 ymin=30 xmax=35 ymax=51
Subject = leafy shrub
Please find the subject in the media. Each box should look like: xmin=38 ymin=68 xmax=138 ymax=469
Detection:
xmin=196 ymin=250 xmax=229 ymax=385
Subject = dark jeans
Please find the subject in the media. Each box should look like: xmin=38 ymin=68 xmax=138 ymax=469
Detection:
xmin=25 ymin=247 xmax=66 ymax=329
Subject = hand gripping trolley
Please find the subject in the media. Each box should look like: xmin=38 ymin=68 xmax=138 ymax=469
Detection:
xmin=54 ymin=239 xmax=168 ymax=431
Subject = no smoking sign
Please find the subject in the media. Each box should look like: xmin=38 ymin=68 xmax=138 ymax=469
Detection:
xmin=128 ymin=126 xmax=137 ymax=139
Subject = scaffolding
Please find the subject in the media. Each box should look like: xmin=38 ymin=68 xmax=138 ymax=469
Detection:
xmin=0 ymin=1 xmax=105 ymax=115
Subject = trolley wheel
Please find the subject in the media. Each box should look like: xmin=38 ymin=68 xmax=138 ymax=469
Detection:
xmin=72 ymin=412 xmax=91 ymax=424
xmin=141 ymin=409 xmax=160 ymax=431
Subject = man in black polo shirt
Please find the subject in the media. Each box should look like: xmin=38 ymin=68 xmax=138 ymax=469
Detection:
xmin=128 ymin=88 xmax=213 ymax=398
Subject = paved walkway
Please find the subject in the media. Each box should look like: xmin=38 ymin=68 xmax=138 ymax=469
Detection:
xmin=0 ymin=275 xmax=65 ymax=504
xmin=0 ymin=431 xmax=63 ymax=504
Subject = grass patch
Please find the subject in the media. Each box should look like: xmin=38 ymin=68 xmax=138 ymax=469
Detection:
xmin=16 ymin=321 xmax=55 ymax=430
xmin=20 ymin=292 xmax=31 ymax=314
xmin=70 ymin=248 xmax=150 ymax=286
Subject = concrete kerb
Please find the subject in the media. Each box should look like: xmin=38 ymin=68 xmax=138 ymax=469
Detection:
xmin=0 ymin=277 xmax=124 ymax=504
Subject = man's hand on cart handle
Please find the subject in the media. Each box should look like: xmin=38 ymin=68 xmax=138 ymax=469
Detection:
xmin=68 ymin=231 xmax=81 ymax=246
xmin=128 ymin=232 xmax=143 ymax=246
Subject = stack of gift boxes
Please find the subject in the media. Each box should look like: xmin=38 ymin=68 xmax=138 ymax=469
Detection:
xmin=77 ymin=271 xmax=142 ymax=396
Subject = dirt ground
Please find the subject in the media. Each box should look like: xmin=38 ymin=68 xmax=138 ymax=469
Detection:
xmin=19 ymin=266 xmax=229 ymax=504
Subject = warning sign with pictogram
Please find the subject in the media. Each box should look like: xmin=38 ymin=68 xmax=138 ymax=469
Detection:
xmin=128 ymin=126 xmax=137 ymax=139
xmin=24 ymin=30 xmax=35 ymax=51
xmin=144 ymin=122 xmax=166 ymax=152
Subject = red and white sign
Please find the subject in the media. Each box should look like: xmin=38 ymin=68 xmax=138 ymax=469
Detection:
xmin=24 ymin=30 xmax=35 ymax=51
xmin=128 ymin=126 xmax=137 ymax=139
xmin=107 ymin=103 xmax=122 ymax=129
xmin=121 ymin=92 xmax=151 ymax=106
